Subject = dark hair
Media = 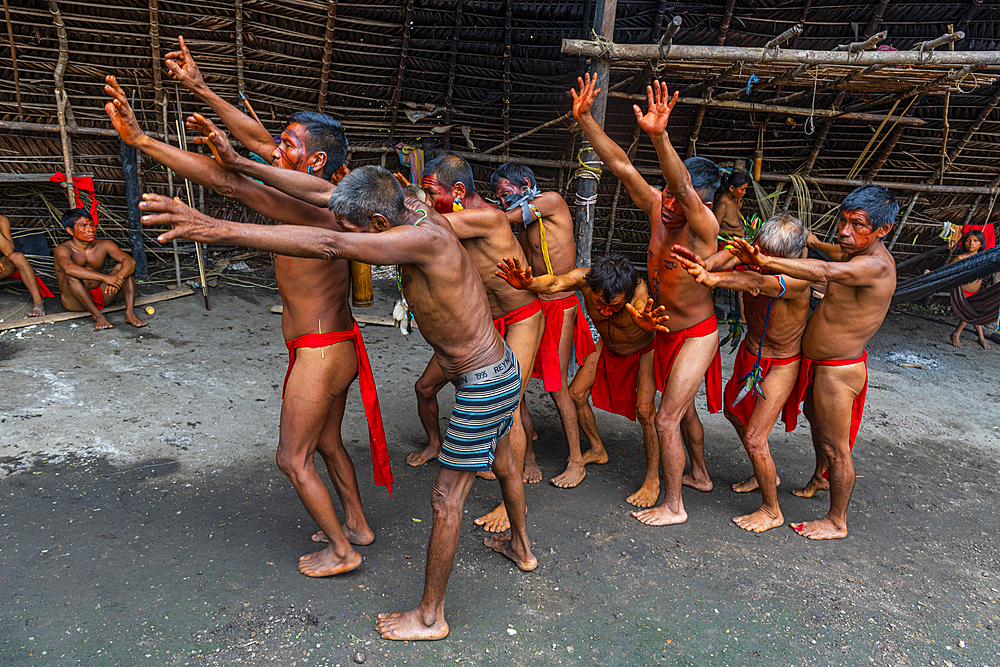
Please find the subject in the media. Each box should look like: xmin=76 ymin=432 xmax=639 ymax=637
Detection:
xmin=327 ymin=165 xmax=405 ymax=231
xmin=422 ymin=152 xmax=477 ymax=195
xmin=684 ymin=157 xmax=721 ymax=204
xmin=725 ymin=170 xmax=751 ymax=191
xmin=840 ymin=185 xmax=898 ymax=230
xmin=287 ymin=111 xmax=348 ymax=181
xmin=61 ymin=207 xmax=91 ymax=230
xmin=584 ymin=255 xmax=639 ymax=302
xmin=490 ymin=162 xmax=537 ymax=194
xmin=959 ymin=229 xmax=986 ymax=253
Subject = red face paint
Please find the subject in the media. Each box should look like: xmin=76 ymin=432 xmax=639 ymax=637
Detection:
xmin=838 ymin=209 xmax=878 ymax=252
xmin=660 ymin=190 xmax=686 ymax=228
xmin=421 ymin=175 xmax=453 ymax=215
xmin=593 ymin=290 xmax=627 ymax=317
xmin=272 ymin=122 xmax=311 ymax=173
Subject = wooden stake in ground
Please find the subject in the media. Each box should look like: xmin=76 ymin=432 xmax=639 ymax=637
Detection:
xmin=174 ymin=86 xmax=210 ymax=310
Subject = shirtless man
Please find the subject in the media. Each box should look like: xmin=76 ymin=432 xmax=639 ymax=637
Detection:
xmin=496 ymin=254 xmax=664 ymax=507
xmin=492 ymin=162 xmax=596 ymax=488
xmin=105 ymin=59 xmax=384 ymax=576
xmin=573 ymin=75 xmax=722 ymax=526
xmin=672 ymin=212 xmax=812 ymax=533
xmin=53 ymin=208 xmax=146 ymax=330
xmin=730 ymin=184 xmax=898 ymax=539
xmin=214 ymin=148 xmax=545 ymax=534
xmin=0 ymin=213 xmax=46 ymax=316
xmin=139 ymin=165 xmax=536 ymax=641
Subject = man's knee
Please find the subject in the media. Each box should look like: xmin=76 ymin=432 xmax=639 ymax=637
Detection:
xmin=415 ymin=376 xmax=439 ymax=401
xmin=275 ymin=443 xmax=310 ymax=480
xmin=7 ymin=251 xmax=26 ymax=265
xmin=568 ymin=383 xmax=590 ymax=408
xmin=636 ymin=399 xmax=655 ymax=426
xmin=742 ymin=429 xmax=769 ymax=456
xmin=429 ymin=479 xmax=464 ymax=518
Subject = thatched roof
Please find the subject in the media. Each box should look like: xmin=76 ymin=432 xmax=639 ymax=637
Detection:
xmin=2 ymin=1 xmax=1000 ymax=273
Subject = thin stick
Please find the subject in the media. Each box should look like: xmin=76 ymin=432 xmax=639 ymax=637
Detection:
xmin=238 ymin=90 xmax=264 ymax=127
xmin=174 ymin=86 xmax=210 ymax=310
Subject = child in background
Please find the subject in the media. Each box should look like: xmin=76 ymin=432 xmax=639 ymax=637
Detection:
xmin=949 ymin=230 xmax=991 ymax=349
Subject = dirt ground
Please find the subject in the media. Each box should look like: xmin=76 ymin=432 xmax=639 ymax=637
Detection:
xmin=1 ymin=277 xmax=999 ymax=667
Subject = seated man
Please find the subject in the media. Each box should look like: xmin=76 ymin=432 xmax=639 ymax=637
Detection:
xmin=139 ymin=165 xmax=536 ymax=641
xmin=53 ymin=208 xmax=146 ymax=330
xmin=0 ymin=213 xmax=48 ymax=317
xmin=672 ymin=212 xmax=813 ymax=533
xmin=496 ymin=254 xmax=665 ymax=507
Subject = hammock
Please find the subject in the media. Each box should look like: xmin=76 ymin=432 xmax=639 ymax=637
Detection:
xmin=950 ymin=284 xmax=1000 ymax=326
xmin=891 ymin=245 xmax=1000 ymax=305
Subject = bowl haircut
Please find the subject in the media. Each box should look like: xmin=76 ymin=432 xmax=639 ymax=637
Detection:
xmin=840 ymin=185 xmax=899 ymax=230
xmin=287 ymin=111 xmax=348 ymax=181
xmin=584 ymin=255 xmax=640 ymax=303
xmin=327 ymin=165 xmax=406 ymax=231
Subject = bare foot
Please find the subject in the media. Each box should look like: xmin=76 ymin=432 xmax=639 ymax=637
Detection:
xmin=791 ymin=475 xmax=829 ymax=498
xmin=582 ymin=446 xmax=609 ymax=465
xmin=551 ymin=461 xmax=586 ymax=488
xmin=29 ymin=302 xmax=45 ymax=317
xmin=523 ymin=458 xmax=542 ymax=484
xmin=950 ymin=332 xmax=964 ymax=348
xmin=311 ymin=525 xmax=375 ymax=546
xmin=682 ymin=472 xmax=713 ymax=492
xmin=406 ymin=443 xmax=440 ymax=467
xmin=632 ymin=504 xmax=687 ymax=526
xmin=476 ymin=469 xmax=497 ymax=481
xmin=791 ymin=517 xmax=847 ymax=540
xmin=93 ymin=315 xmax=113 ymax=330
xmin=125 ymin=312 xmax=148 ymax=327
xmin=297 ymin=545 xmax=362 ymax=577
xmin=626 ymin=479 xmax=660 ymax=507
xmin=474 ymin=502 xmax=510 ymax=533
xmin=484 ymin=534 xmax=537 ymax=571
xmin=979 ymin=339 xmax=992 ymax=350
xmin=376 ymin=609 xmax=449 ymax=641
xmin=732 ymin=474 xmax=781 ymax=493
xmin=733 ymin=507 xmax=784 ymax=533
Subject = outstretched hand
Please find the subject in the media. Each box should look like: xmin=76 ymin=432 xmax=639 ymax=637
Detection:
xmin=626 ymin=298 xmax=670 ymax=334
xmin=139 ymin=193 xmax=225 ymax=245
xmin=634 ymin=80 xmax=678 ymax=136
xmin=103 ymin=75 xmax=146 ymax=146
xmin=495 ymin=256 xmax=534 ymax=290
xmin=570 ymin=73 xmax=601 ymax=120
xmin=186 ymin=113 xmax=241 ymax=170
xmin=164 ymin=35 xmax=208 ymax=95
xmin=728 ymin=237 xmax=769 ymax=268
xmin=671 ymin=247 xmax=719 ymax=288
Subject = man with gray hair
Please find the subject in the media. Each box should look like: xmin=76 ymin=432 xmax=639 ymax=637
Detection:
xmin=672 ymin=211 xmax=812 ymax=533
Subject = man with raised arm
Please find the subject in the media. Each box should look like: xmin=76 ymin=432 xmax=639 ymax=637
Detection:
xmin=53 ymin=208 xmax=146 ymax=330
xmin=572 ymin=75 xmax=722 ymax=526
xmin=0 ymin=213 xmax=47 ymax=317
xmin=140 ymin=166 xmax=536 ymax=641
xmin=491 ymin=162 xmax=596 ymax=489
xmin=728 ymin=184 xmax=898 ymax=539
xmin=672 ymin=212 xmax=813 ymax=533
xmin=104 ymin=67 xmax=387 ymax=577
xmin=496 ymin=254 xmax=666 ymax=507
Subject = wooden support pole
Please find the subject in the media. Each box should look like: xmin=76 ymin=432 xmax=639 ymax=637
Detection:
xmin=678 ymin=62 xmax=739 ymax=97
xmin=843 ymin=63 xmax=983 ymax=114
xmin=887 ymin=192 xmax=919 ymax=251
xmin=957 ymin=0 xmax=985 ymax=35
xmin=388 ymin=0 xmax=413 ymax=143
xmin=606 ymin=127 xmax=640 ymax=252
xmin=2 ymin=0 xmax=23 ymax=120
xmin=932 ymin=84 xmax=1000 ymax=182
xmin=608 ymin=91 xmax=927 ymax=125
xmin=235 ymin=0 xmax=245 ymax=97
xmin=119 ymin=140 xmax=148 ymax=280
xmin=502 ymin=0 xmax=512 ymax=157
xmin=686 ymin=105 xmax=706 ymax=158
xmin=0 ymin=120 xmax=162 ymax=138
xmin=764 ymin=24 xmax=802 ymax=50
xmin=961 ymin=174 xmax=1000 ymax=226
xmin=716 ymin=0 xmax=736 ymax=47
xmin=761 ymin=172 xmax=1000 ymax=196
xmin=148 ymin=0 xmax=164 ymax=135
xmin=443 ymin=0 xmax=462 ymax=150
xmin=575 ymin=0 xmax=617 ymax=269
xmin=316 ymin=0 xmax=338 ymax=112
xmin=864 ymin=121 xmax=909 ymax=181
xmin=833 ymin=30 xmax=887 ymax=53
xmin=766 ymin=63 xmax=884 ymax=106
xmin=48 ymin=1 xmax=75 ymax=208
xmin=864 ymin=0 xmax=891 ymax=38
xmin=560 ymin=38 xmax=999 ymax=67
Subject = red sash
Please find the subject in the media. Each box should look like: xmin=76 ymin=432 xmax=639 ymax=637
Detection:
xmin=531 ymin=294 xmax=596 ymax=391
xmin=653 ymin=316 xmax=723 ymax=413
xmin=493 ymin=298 xmax=542 ymax=337
xmin=723 ymin=343 xmax=801 ymax=432
xmin=89 ymin=287 xmax=106 ymax=309
xmin=591 ymin=338 xmax=654 ymax=420
xmin=283 ymin=321 xmax=393 ymax=494
xmin=6 ymin=270 xmax=55 ymax=299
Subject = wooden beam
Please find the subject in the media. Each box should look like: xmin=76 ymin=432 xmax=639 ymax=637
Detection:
xmin=960 ymin=173 xmax=1000 ymax=226
xmin=2 ymin=0 xmax=23 ymax=119
xmin=502 ymin=0 xmax=512 ymax=157
xmin=716 ymin=0 xmax=736 ymax=47
xmin=843 ymin=63 xmax=985 ymax=114
xmin=678 ymin=62 xmax=739 ymax=98
xmin=864 ymin=0 xmax=891 ymax=37
xmin=864 ymin=121 xmax=909 ymax=181
xmin=235 ymin=0 xmax=245 ymax=97
xmin=0 ymin=287 xmax=194 ymax=331
xmin=560 ymin=38 xmax=1000 ymax=67
xmin=0 ymin=120 xmax=159 ymax=137
xmin=48 ymin=1 xmax=75 ymax=208
xmin=956 ymin=0 xmax=985 ymax=35
xmin=606 ymin=126 xmax=640 ymax=252
xmin=761 ymin=172 xmax=1000 ymax=196
xmin=148 ymin=0 xmax=164 ymax=135
xmin=316 ymin=0 xmax=338 ymax=112
xmin=388 ymin=0 xmax=413 ymax=142
xmin=766 ymin=63 xmax=884 ymax=106
xmin=443 ymin=0 xmax=462 ymax=149
xmin=931 ymin=85 xmax=1000 ymax=182
xmin=887 ymin=192 xmax=919 ymax=251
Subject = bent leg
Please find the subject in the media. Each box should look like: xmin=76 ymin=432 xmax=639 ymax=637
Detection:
xmin=409 ymin=355 xmax=450 ymax=466
xmin=627 ymin=348 xmax=660 ymax=507
xmin=59 ymin=274 xmax=112 ymax=329
xmin=792 ymin=388 xmax=830 ymax=498
xmin=556 ymin=346 xmax=605 ymax=489
xmin=118 ymin=271 xmax=146 ymax=327
xmin=550 ymin=306 xmax=587 ymax=488
xmin=519 ymin=404 xmax=542 ymax=482
xmin=680 ymin=402 xmax=712 ymax=492
xmin=376 ymin=467 xmax=476 ymax=641
xmin=2 ymin=253 xmax=44 ymax=316
xmin=950 ymin=321 xmax=966 ymax=348
xmin=485 ymin=432 xmax=537 ymax=571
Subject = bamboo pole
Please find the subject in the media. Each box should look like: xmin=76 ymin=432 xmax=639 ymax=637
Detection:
xmin=174 ymin=88 xmax=209 ymax=310
xmin=48 ymin=1 xmax=76 ymax=208
xmin=605 ymin=126 xmax=640 ymax=253
xmin=501 ymin=0 xmax=512 ymax=157
xmin=887 ymin=193 xmax=919 ymax=251
xmin=0 ymin=120 xmax=163 ymax=138
xmin=843 ymin=62 xmax=984 ymax=114
xmin=443 ymin=0 xmax=462 ymax=149
xmin=235 ymin=0 xmax=245 ymax=97
xmin=316 ymin=1 xmax=339 ymax=112
xmin=163 ymin=100 xmax=181 ymax=289
xmin=388 ymin=0 xmax=413 ymax=142
xmin=766 ymin=63 xmax=884 ymax=106
xmin=2 ymin=0 xmax=23 ymax=120
xmin=761 ymin=172 xmax=1000 ymax=196
xmin=148 ymin=0 xmax=164 ymax=136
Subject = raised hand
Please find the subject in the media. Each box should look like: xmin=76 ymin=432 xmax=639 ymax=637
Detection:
xmin=570 ymin=73 xmax=601 ymax=120
xmin=626 ymin=298 xmax=670 ymax=334
xmin=671 ymin=249 xmax=719 ymax=288
xmin=139 ymin=193 xmax=225 ymax=245
xmin=186 ymin=113 xmax=241 ymax=170
xmin=634 ymin=80 xmax=678 ymax=136
xmin=394 ymin=172 xmax=412 ymax=188
xmin=495 ymin=256 xmax=534 ymax=290
xmin=729 ymin=237 xmax=769 ymax=267
xmin=164 ymin=35 xmax=208 ymax=95
xmin=103 ymin=75 xmax=146 ymax=146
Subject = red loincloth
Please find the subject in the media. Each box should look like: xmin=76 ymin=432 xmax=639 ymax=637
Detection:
xmin=653 ymin=315 xmax=723 ymax=413
xmin=531 ymin=294 xmax=596 ymax=391
xmin=964 ymin=289 xmax=977 ymax=299
xmin=791 ymin=352 xmax=868 ymax=480
xmin=591 ymin=339 xmax=655 ymax=421
xmin=493 ymin=298 xmax=542 ymax=337
xmin=283 ymin=321 xmax=393 ymax=494
xmin=89 ymin=287 xmax=106 ymax=310
xmin=6 ymin=270 xmax=55 ymax=298
xmin=723 ymin=343 xmax=801 ymax=432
